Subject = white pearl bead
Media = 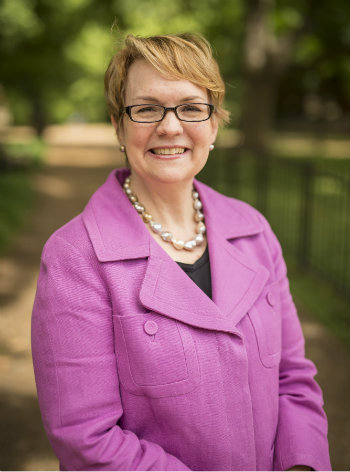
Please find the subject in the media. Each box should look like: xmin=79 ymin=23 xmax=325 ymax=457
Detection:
xmin=192 ymin=191 xmax=199 ymax=199
xmin=134 ymin=203 xmax=145 ymax=213
xmin=161 ymin=231 xmax=173 ymax=241
xmin=193 ymin=199 xmax=202 ymax=210
xmin=195 ymin=233 xmax=204 ymax=245
xmin=184 ymin=240 xmax=196 ymax=251
xmin=197 ymin=222 xmax=206 ymax=234
xmin=194 ymin=211 xmax=204 ymax=222
xmin=150 ymin=221 xmax=162 ymax=233
xmin=172 ymin=238 xmax=185 ymax=250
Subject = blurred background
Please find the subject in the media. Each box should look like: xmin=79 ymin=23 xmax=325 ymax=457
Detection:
xmin=0 ymin=0 xmax=349 ymax=469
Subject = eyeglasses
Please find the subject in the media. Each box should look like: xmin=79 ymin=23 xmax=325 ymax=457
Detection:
xmin=124 ymin=103 xmax=215 ymax=123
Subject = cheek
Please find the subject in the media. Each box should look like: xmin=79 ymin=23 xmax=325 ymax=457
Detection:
xmin=126 ymin=127 xmax=153 ymax=150
xmin=191 ymin=124 xmax=213 ymax=148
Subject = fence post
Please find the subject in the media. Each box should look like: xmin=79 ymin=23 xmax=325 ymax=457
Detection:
xmin=227 ymin=149 xmax=240 ymax=198
xmin=298 ymin=161 xmax=314 ymax=269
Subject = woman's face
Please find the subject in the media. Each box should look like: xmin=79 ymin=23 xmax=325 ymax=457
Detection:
xmin=114 ymin=59 xmax=218 ymax=187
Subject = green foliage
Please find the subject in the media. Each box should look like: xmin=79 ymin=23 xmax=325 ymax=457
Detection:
xmin=118 ymin=0 xmax=201 ymax=36
xmin=66 ymin=22 xmax=113 ymax=74
xmin=0 ymin=0 xmax=42 ymax=49
xmin=0 ymin=0 xmax=348 ymax=128
xmin=270 ymin=7 xmax=303 ymax=34
xmin=294 ymin=35 xmax=323 ymax=64
xmin=60 ymin=22 xmax=113 ymax=122
xmin=3 ymin=138 xmax=46 ymax=166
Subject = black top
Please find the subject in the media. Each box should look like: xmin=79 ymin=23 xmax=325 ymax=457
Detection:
xmin=176 ymin=246 xmax=212 ymax=299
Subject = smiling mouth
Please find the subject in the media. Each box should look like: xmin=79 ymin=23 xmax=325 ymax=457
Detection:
xmin=150 ymin=147 xmax=187 ymax=155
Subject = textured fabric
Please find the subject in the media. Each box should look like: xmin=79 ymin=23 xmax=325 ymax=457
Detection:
xmin=31 ymin=168 xmax=331 ymax=471
xmin=177 ymin=246 xmax=212 ymax=298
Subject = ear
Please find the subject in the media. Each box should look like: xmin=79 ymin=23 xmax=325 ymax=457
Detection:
xmin=110 ymin=114 xmax=124 ymax=144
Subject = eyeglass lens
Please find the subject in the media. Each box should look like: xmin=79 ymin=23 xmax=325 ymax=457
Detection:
xmin=129 ymin=104 xmax=211 ymax=122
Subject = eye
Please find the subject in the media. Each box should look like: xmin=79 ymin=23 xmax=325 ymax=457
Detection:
xmin=134 ymin=105 xmax=159 ymax=114
xmin=180 ymin=104 xmax=203 ymax=113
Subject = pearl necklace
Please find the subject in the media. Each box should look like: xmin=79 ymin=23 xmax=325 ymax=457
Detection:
xmin=123 ymin=176 xmax=206 ymax=251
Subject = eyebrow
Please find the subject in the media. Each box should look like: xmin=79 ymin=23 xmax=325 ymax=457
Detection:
xmin=134 ymin=95 xmax=207 ymax=103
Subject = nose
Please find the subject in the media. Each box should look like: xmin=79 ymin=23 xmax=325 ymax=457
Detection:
xmin=156 ymin=110 xmax=183 ymax=136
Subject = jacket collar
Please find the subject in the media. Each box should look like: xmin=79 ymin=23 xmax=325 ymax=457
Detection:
xmin=82 ymin=168 xmax=264 ymax=263
xmin=82 ymin=168 xmax=150 ymax=262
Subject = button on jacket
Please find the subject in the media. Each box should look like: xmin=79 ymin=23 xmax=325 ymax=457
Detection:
xmin=31 ymin=168 xmax=331 ymax=471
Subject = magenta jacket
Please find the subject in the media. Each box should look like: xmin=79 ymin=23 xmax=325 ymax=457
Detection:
xmin=32 ymin=168 xmax=331 ymax=471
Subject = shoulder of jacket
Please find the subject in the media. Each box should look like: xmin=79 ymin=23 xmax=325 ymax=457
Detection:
xmin=42 ymin=213 xmax=92 ymax=260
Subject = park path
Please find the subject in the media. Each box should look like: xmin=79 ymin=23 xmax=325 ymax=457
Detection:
xmin=0 ymin=125 xmax=349 ymax=470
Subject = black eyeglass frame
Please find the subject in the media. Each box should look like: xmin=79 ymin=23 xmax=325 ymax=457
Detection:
xmin=123 ymin=103 xmax=215 ymax=123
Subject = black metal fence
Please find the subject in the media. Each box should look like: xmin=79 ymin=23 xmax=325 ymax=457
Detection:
xmin=198 ymin=150 xmax=349 ymax=295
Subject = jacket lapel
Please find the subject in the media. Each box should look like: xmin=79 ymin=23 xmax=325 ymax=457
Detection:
xmin=140 ymin=224 xmax=268 ymax=335
xmin=83 ymin=169 xmax=270 ymax=335
xmin=206 ymin=223 xmax=269 ymax=326
xmin=140 ymin=237 xmax=236 ymax=334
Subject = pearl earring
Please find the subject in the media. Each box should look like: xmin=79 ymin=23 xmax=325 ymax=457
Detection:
xmin=120 ymin=145 xmax=126 ymax=152
xmin=209 ymin=144 xmax=215 ymax=151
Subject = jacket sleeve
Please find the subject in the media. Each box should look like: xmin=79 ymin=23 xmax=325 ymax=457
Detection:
xmin=31 ymin=234 xmax=190 ymax=471
xmin=259 ymin=215 xmax=331 ymax=471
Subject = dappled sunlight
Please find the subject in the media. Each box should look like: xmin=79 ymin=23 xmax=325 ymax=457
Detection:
xmin=34 ymin=174 xmax=76 ymax=198
xmin=211 ymin=128 xmax=349 ymax=158
xmin=0 ymin=271 xmax=37 ymax=401
xmin=23 ymin=455 xmax=58 ymax=471
xmin=301 ymin=319 xmax=327 ymax=339
xmin=40 ymin=123 xmax=126 ymax=167
xmin=272 ymin=133 xmax=349 ymax=159
xmin=0 ymin=258 xmax=21 ymax=297
xmin=45 ymin=146 xmax=124 ymax=167
xmin=43 ymin=123 xmax=117 ymax=147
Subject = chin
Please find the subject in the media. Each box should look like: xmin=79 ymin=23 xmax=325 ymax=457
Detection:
xmin=148 ymin=162 xmax=204 ymax=185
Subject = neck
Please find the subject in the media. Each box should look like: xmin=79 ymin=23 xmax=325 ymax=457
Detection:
xmin=129 ymin=172 xmax=195 ymax=234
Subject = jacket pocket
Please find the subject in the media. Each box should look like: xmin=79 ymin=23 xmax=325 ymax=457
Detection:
xmin=248 ymin=282 xmax=282 ymax=368
xmin=112 ymin=312 xmax=200 ymax=397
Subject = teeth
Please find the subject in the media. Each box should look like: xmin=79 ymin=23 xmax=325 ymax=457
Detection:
xmin=152 ymin=148 xmax=185 ymax=155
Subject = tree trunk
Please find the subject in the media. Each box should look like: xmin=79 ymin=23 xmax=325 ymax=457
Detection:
xmin=240 ymin=0 xmax=281 ymax=154
xmin=241 ymin=69 xmax=278 ymax=154
xmin=31 ymin=96 xmax=47 ymax=136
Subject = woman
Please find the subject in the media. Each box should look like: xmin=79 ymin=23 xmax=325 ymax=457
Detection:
xmin=32 ymin=33 xmax=331 ymax=471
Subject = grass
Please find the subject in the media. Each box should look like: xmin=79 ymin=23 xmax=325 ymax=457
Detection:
xmin=0 ymin=139 xmax=45 ymax=255
xmin=0 ymin=170 xmax=35 ymax=255
xmin=2 ymin=138 xmax=45 ymax=167
xmin=286 ymin=256 xmax=349 ymax=345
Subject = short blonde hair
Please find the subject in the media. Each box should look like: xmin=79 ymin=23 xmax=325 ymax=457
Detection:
xmin=104 ymin=33 xmax=230 ymax=128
